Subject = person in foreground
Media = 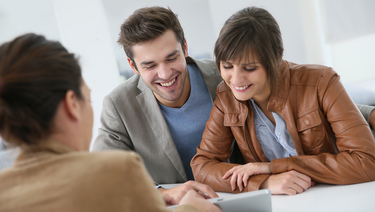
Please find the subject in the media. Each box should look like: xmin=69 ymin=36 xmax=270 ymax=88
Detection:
xmin=0 ymin=33 xmax=220 ymax=212
xmin=92 ymin=6 xmax=221 ymax=202
xmin=191 ymin=6 xmax=375 ymax=195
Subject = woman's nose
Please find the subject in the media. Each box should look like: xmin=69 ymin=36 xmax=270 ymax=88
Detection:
xmin=231 ymin=66 xmax=244 ymax=85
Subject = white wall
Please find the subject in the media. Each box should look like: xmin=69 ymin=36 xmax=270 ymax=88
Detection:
xmin=53 ymin=0 xmax=120 ymax=149
xmin=0 ymin=0 xmax=60 ymax=43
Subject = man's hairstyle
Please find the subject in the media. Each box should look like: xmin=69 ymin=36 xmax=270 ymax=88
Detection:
xmin=0 ymin=33 xmax=83 ymax=146
xmin=214 ymin=7 xmax=284 ymax=89
xmin=118 ymin=6 xmax=185 ymax=69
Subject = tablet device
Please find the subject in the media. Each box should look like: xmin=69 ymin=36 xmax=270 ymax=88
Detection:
xmin=168 ymin=189 xmax=272 ymax=212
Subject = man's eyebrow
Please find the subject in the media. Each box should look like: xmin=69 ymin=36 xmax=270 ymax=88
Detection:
xmin=166 ymin=50 xmax=179 ymax=58
xmin=140 ymin=50 xmax=180 ymax=66
xmin=140 ymin=60 xmax=154 ymax=66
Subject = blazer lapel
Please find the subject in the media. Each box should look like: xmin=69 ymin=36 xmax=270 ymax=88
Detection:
xmin=136 ymin=78 xmax=188 ymax=181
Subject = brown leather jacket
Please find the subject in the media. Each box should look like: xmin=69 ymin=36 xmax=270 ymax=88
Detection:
xmin=191 ymin=60 xmax=375 ymax=193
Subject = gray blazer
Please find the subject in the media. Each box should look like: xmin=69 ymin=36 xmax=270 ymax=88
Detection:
xmin=92 ymin=57 xmax=223 ymax=183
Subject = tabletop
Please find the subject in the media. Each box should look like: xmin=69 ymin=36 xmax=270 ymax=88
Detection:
xmin=163 ymin=181 xmax=375 ymax=212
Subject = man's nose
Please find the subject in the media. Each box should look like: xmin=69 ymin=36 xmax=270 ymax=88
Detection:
xmin=158 ymin=63 xmax=172 ymax=79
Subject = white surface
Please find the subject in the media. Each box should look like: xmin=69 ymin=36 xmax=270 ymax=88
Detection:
xmin=53 ymin=0 xmax=121 ymax=149
xmin=271 ymin=181 xmax=375 ymax=212
xmin=163 ymin=181 xmax=375 ymax=212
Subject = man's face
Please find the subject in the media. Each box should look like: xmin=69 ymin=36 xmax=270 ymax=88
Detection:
xmin=128 ymin=30 xmax=190 ymax=108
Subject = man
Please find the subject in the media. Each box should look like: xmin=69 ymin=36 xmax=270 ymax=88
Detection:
xmin=92 ymin=6 xmax=221 ymax=201
xmin=92 ymin=6 xmax=375 ymax=200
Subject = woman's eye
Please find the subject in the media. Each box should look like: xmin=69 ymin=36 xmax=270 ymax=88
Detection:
xmin=245 ymin=67 xmax=257 ymax=72
xmin=222 ymin=64 xmax=233 ymax=69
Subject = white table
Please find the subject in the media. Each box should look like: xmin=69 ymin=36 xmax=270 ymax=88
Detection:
xmin=163 ymin=181 xmax=375 ymax=212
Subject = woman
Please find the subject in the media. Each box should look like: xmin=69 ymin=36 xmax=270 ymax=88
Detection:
xmin=191 ymin=7 xmax=375 ymax=195
xmin=0 ymin=33 xmax=220 ymax=212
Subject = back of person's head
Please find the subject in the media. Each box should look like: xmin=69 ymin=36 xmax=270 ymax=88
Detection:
xmin=118 ymin=6 xmax=185 ymax=63
xmin=0 ymin=33 xmax=83 ymax=146
xmin=214 ymin=6 xmax=284 ymax=88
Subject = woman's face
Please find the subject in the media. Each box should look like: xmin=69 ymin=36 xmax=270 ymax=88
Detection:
xmin=220 ymin=53 xmax=271 ymax=103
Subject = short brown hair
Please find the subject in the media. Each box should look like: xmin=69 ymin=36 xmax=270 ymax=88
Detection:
xmin=118 ymin=6 xmax=185 ymax=66
xmin=214 ymin=7 xmax=284 ymax=88
xmin=0 ymin=33 xmax=83 ymax=146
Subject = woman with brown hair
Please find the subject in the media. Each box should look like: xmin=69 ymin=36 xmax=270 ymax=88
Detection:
xmin=191 ymin=6 xmax=375 ymax=195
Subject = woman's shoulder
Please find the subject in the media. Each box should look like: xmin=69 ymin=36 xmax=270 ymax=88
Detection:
xmin=286 ymin=61 xmax=338 ymax=85
xmin=66 ymin=150 xmax=143 ymax=172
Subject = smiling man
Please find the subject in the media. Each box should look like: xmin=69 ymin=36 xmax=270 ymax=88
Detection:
xmin=92 ymin=6 xmax=221 ymax=202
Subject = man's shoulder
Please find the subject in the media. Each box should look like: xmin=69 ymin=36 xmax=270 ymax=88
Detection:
xmin=187 ymin=56 xmax=218 ymax=73
xmin=111 ymin=74 xmax=141 ymax=94
xmin=105 ymin=74 xmax=142 ymax=103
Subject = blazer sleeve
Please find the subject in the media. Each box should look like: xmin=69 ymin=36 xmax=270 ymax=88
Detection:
xmin=356 ymin=104 xmax=375 ymax=128
xmin=92 ymin=95 xmax=134 ymax=151
xmin=271 ymin=68 xmax=375 ymax=184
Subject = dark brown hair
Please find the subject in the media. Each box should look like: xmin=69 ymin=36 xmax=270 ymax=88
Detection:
xmin=214 ymin=7 xmax=284 ymax=88
xmin=118 ymin=6 xmax=185 ymax=69
xmin=0 ymin=33 xmax=83 ymax=146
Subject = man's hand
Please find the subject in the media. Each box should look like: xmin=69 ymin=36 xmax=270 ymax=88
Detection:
xmin=161 ymin=193 xmax=178 ymax=206
xmin=179 ymin=190 xmax=222 ymax=212
xmin=222 ymin=162 xmax=271 ymax=192
xmin=158 ymin=181 xmax=218 ymax=203
xmin=260 ymin=170 xmax=314 ymax=195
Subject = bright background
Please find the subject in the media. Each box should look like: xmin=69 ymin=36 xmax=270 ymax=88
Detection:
xmin=1 ymin=0 xmax=374 ymax=147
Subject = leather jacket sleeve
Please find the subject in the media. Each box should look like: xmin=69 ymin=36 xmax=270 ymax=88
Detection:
xmin=271 ymin=68 xmax=375 ymax=184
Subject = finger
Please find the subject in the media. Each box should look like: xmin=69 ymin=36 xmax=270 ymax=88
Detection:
xmin=284 ymin=187 xmax=298 ymax=195
xmin=296 ymin=175 xmax=312 ymax=189
xmin=294 ymin=171 xmax=311 ymax=184
xmin=242 ymin=173 xmax=250 ymax=187
xmin=223 ymin=168 xmax=234 ymax=179
xmin=188 ymin=181 xmax=219 ymax=198
xmin=290 ymin=182 xmax=304 ymax=194
xmin=230 ymin=173 xmax=237 ymax=191
xmin=162 ymin=193 xmax=178 ymax=206
xmin=237 ymin=173 xmax=244 ymax=192
xmin=288 ymin=177 xmax=309 ymax=195
xmin=197 ymin=190 xmax=210 ymax=199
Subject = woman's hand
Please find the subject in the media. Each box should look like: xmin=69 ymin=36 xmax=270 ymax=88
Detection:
xmin=222 ymin=163 xmax=271 ymax=192
xmin=260 ymin=170 xmax=314 ymax=195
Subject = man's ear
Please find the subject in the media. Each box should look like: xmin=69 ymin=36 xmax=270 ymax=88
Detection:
xmin=127 ymin=57 xmax=139 ymax=74
xmin=63 ymin=90 xmax=81 ymax=121
xmin=184 ymin=39 xmax=189 ymax=58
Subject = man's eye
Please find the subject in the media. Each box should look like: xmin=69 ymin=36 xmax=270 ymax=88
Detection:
xmin=145 ymin=65 xmax=156 ymax=70
xmin=167 ymin=56 xmax=178 ymax=62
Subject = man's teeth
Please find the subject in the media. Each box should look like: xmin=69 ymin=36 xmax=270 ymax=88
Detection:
xmin=234 ymin=85 xmax=250 ymax=90
xmin=160 ymin=78 xmax=176 ymax=87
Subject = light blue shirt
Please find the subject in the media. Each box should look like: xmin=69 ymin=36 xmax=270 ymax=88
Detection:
xmin=159 ymin=64 xmax=213 ymax=180
xmin=250 ymin=99 xmax=297 ymax=161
